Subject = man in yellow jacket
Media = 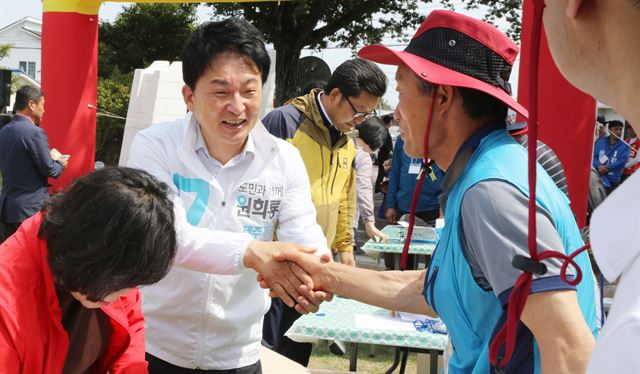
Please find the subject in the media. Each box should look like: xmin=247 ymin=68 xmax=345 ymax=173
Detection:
xmin=262 ymin=58 xmax=386 ymax=364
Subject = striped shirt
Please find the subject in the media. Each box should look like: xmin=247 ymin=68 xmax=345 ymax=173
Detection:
xmin=513 ymin=133 xmax=569 ymax=198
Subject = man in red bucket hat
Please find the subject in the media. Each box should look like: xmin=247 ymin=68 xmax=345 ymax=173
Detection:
xmin=541 ymin=0 xmax=640 ymax=372
xmin=264 ymin=9 xmax=599 ymax=373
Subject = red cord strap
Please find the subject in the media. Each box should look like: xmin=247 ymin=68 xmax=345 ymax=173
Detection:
xmin=400 ymin=94 xmax=436 ymax=271
xmin=488 ymin=0 xmax=590 ymax=368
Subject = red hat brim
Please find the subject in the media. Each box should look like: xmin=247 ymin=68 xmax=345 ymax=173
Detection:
xmin=358 ymin=44 xmax=529 ymax=119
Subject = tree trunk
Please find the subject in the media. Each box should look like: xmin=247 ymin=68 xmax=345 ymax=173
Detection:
xmin=273 ymin=42 xmax=302 ymax=107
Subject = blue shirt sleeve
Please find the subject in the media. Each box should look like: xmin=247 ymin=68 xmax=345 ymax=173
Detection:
xmin=26 ymin=127 xmax=63 ymax=179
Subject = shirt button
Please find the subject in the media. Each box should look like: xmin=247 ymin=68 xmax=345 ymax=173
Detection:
xmin=221 ymin=201 xmax=226 ymax=207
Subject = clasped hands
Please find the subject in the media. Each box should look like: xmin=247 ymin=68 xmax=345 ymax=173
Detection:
xmin=244 ymin=240 xmax=333 ymax=314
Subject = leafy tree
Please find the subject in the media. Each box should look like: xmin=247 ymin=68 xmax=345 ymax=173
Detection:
xmin=207 ymin=1 xmax=426 ymax=105
xmin=98 ymin=3 xmax=198 ymax=77
xmin=95 ymin=72 xmax=131 ymax=165
xmin=0 ymin=43 xmax=12 ymax=63
xmin=96 ymin=3 xmax=198 ymax=164
xmin=442 ymin=0 xmax=522 ymax=41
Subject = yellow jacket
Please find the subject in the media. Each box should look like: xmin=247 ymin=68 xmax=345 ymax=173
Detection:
xmin=269 ymin=90 xmax=356 ymax=252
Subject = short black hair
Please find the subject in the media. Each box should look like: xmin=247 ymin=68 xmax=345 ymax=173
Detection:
xmin=13 ymin=85 xmax=43 ymax=113
xmin=381 ymin=113 xmax=395 ymax=126
xmin=300 ymin=80 xmax=327 ymax=96
xmin=325 ymin=58 xmax=387 ymax=98
xmin=181 ymin=17 xmax=270 ymax=89
xmin=356 ymin=116 xmax=388 ymax=151
xmin=457 ymin=86 xmax=508 ymax=121
xmin=608 ymin=120 xmax=624 ymax=129
xmin=40 ymin=167 xmax=177 ymax=302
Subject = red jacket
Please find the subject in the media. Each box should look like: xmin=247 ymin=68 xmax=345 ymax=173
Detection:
xmin=0 ymin=213 xmax=148 ymax=373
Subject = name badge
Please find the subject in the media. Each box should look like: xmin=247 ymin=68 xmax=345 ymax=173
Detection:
xmin=599 ymin=154 xmax=609 ymax=164
xmin=408 ymin=161 xmax=421 ymax=175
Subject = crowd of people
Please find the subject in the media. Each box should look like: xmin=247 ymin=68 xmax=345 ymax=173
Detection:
xmin=0 ymin=1 xmax=638 ymax=373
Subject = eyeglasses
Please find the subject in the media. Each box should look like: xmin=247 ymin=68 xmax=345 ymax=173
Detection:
xmin=344 ymin=96 xmax=377 ymax=120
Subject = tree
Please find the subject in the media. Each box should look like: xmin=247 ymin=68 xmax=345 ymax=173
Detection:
xmin=0 ymin=43 xmax=12 ymax=63
xmin=206 ymin=1 xmax=522 ymax=105
xmin=442 ymin=0 xmax=522 ymax=41
xmin=96 ymin=3 xmax=198 ymax=164
xmin=98 ymin=3 xmax=198 ymax=77
xmin=95 ymin=72 xmax=131 ymax=165
xmin=207 ymin=1 xmax=426 ymax=105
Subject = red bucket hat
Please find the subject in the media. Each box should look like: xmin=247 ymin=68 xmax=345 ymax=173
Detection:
xmin=358 ymin=9 xmax=528 ymax=118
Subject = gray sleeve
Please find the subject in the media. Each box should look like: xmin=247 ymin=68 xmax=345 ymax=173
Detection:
xmin=460 ymin=180 xmax=573 ymax=299
xmin=262 ymin=105 xmax=304 ymax=140
xmin=355 ymin=148 xmax=375 ymax=223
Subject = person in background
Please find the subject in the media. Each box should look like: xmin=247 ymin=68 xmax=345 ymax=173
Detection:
xmin=0 ymin=167 xmax=177 ymax=373
xmin=542 ymin=1 xmax=640 ymax=371
xmin=261 ymin=57 xmax=386 ymax=365
xmin=384 ymin=135 xmax=443 ymax=269
xmin=385 ymin=135 xmax=443 ymax=226
xmin=0 ymin=85 xmax=69 ymax=241
xmin=596 ymin=122 xmax=608 ymax=141
xmin=353 ymin=116 xmax=389 ymax=246
xmin=375 ymin=113 xmax=395 ymax=193
xmin=507 ymin=121 xmax=569 ymax=197
xmin=622 ymin=124 xmax=639 ymax=182
xmin=593 ymin=120 xmax=630 ymax=194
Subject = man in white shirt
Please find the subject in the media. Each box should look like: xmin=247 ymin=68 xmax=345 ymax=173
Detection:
xmin=127 ymin=17 xmax=330 ymax=373
xmin=542 ymin=0 xmax=640 ymax=372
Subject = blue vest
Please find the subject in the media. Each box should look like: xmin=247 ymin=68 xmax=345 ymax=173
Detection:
xmin=424 ymin=130 xmax=598 ymax=373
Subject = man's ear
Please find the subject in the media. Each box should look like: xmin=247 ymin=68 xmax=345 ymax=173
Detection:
xmin=27 ymin=99 xmax=37 ymax=113
xmin=435 ymin=85 xmax=455 ymax=117
xmin=566 ymin=0 xmax=584 ymax=18
xmin=328 ymin=87 xmax=342 ymax=102
xmin=182 ymin=85 xmax=194 ymax=112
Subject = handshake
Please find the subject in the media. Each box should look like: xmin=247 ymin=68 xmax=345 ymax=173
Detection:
xmin=243 ymin=241 xmax=335 ymax=314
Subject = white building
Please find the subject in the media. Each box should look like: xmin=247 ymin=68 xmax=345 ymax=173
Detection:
xmin=0 ymin=17 xmax=42 ymax=82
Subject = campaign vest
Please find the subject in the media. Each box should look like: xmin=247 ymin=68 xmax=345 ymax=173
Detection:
xmin=423 ymin=130 xmax=598 ymax=373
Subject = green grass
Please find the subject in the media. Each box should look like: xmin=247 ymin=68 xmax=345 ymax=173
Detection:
xmin=308 ymin=341 xmax=418 ymax=373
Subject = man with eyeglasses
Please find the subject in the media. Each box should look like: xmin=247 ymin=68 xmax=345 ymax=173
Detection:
xmin=261 ymin=57 xmax=386 ymax=365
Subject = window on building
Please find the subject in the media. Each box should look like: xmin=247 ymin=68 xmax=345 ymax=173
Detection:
xmin=18 ymin=61 xmax=36 ymax=79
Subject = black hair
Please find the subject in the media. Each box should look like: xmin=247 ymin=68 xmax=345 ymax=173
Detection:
xmin=608 ymin=120 xmax=624 ymax=129
xmin=300 ymin=80 xmax=327 ymax=96
xmin=419 ymin=79 xmax=438 ymax=95
xmin=324 ymin=58 xmax=387 ymax=98
xmin=13 ymin=85 xmax=43 ymax=113
xmin=181 ymin=17 xmax=270 ymax=89
xmin=381 ymin=113 xmax=395 ymax=126
xmin=356 ymin=116 xmax=388 ymax=151
xmin=39 ymin=167 xmax=177 ymax=302
xmin=457 ymin=86 xmax=508 ymax=121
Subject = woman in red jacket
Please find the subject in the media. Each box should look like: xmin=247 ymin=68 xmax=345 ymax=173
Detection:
xmin=0 ymin=167 xmax=177 ymax=373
